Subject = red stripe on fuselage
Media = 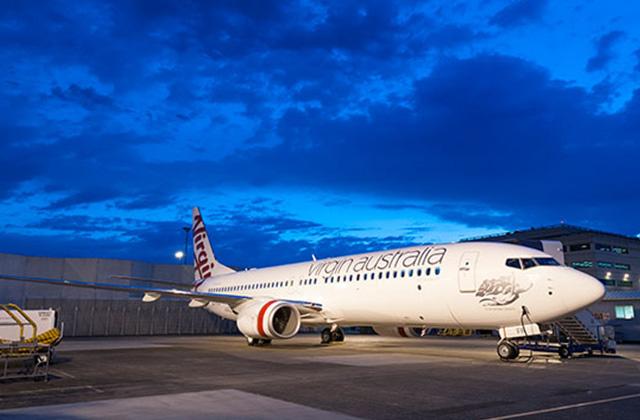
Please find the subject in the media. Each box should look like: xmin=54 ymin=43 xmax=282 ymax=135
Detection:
xmin=257 ymin=300 xmax=278 ymax=337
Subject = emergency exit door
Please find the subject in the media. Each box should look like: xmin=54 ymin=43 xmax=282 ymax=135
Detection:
xmin=458 ymin=252 xmax=479 ymax=292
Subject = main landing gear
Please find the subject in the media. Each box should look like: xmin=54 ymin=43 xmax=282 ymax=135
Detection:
xmin=321 ymin=326 xmax=345 ymax=344
xmin=247 ymin=337 xmax=272 ymax=346
xmin=497 ymin=340 xmax=520 ymax=360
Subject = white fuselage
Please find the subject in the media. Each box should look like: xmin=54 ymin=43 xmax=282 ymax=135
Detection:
xmin=197 ymin=242 xmax=604 ymax=330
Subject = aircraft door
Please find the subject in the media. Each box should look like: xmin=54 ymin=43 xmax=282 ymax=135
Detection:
xmin=458 ymin=252 xmax=479 ymax=292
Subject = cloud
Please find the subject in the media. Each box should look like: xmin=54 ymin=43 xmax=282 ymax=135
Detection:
xmin=586 ymin=30 xmax=625 ymax=72
xmin=200 ymin=54 xmax=640 ymax=234
xmin=489 ymin=0 xmax=547 ymax=28
xmin=0 ymin=0 xmax=638 ymax=265
xmin=50 ymin=84 xmax=114 ymax=110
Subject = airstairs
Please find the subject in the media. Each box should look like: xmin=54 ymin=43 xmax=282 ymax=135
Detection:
xmin=501 ymin=309 xmax=616 ymax=361
xmin=0 ymin=304 xmax=61 ymax=381
xmin=554 ymin=313 xmax=600 ymax=346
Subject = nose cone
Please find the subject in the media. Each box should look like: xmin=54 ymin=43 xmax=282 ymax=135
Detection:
xmin=563 ymin=271 xmax=606 ymax=312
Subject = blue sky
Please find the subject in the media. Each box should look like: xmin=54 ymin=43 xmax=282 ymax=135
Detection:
xmin=1 ymin=0 xmax=639 ymax=267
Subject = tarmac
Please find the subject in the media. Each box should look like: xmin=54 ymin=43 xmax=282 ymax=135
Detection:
xmin=1 ymin=334 xmax=640 ymax=419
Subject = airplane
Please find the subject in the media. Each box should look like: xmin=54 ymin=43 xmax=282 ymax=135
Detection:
xmin=0 ymin=207 xmax=605 ymax=360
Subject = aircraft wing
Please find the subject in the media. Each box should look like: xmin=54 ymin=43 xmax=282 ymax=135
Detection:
xmin=0 ymin=274 xmax=323 ymax=313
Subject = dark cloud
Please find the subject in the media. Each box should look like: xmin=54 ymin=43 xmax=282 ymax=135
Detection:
xmin=586 ymin=30 xmax=625 ymax=72
xmin=202 ymin=54 xmax=639 ymax=234
xmin=489 ymin=0 xmax=547 ymax=28
xmin=50 ymin=84 xmax=113 ymax=110
xmin=0 ymin=0 xmax=638 ymax=264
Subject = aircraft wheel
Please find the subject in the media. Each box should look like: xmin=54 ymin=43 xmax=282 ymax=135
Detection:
xmin=247 ymin=337 xmax=257 ymax=346
xmin=497 ymin=341 xmax=519 ymax=360
xmin=333 ymin=328 xmax=345 ymax=342
xmin=259 ymin=339 xmax=272 ymax=346
xmin=321 ymin=328 xmax=333 ymax=344
xmin=559 ymin=345 xmax=571 ymax=359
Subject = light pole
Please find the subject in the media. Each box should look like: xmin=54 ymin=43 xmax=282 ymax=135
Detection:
xmin=182 ymin=226 xmax=191 ymax=265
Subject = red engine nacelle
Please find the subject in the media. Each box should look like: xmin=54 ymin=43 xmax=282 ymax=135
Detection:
xmin=237 ymin=299 xmax=301 ymax=339
xmin=373 ymin=326 xmax=424 ymax=338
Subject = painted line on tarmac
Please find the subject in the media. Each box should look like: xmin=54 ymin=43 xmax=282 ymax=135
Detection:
xmin=1 ymin=385 xmax=103 ymax=397
xmin=485 ymin=392 xmax=640 ymax=419
xmin=50 ymin=368 xmax=76 ymax=378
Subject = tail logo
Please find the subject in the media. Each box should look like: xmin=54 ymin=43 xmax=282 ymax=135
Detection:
xmin=193 ymin=214 xmax=215 ymax=281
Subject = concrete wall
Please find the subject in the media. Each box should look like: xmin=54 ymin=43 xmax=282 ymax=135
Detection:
xmin=24 ymin=298 xmax=238 ymax=337
xmin=0 ymin=253 xmax=238 ymax=337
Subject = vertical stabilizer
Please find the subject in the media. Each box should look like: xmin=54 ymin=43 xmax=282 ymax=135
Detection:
xmin=192 ymin=207 xmax=235 ymax=287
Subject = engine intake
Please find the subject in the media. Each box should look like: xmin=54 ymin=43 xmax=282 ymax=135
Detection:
xmin=237 ymin=300 xmax=301 ymax=339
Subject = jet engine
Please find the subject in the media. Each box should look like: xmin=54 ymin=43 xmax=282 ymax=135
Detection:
xmin=237 ymin=299 xmax=301 ymax=339
xmin=373 ymin=326 xmax=424 ymax=338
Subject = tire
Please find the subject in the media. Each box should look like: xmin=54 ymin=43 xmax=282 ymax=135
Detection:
xmin=559 ymin=345 xmax=571 ymax=359
xmin=247 ymin=337 xmax=257 ymax=346
xmin=333 ymin=328 xmax=345 ymax=342
xmin=321 ymin=328 xmax=333 ymax=344
xmin=497 ymin=341 xmax=518 ymax=360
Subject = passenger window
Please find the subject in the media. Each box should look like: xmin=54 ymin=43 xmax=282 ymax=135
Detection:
xmin=393 ymin=271 xmax=397 ymax=278
xmin=401 ymin=270 xmax=405 ymax=278
xmin=417 ymin=269 xmax=422 ymax=276
xmin=379 ymin=272 xmax=383 ymax=279
xmin=426 ymin=267 xmax=431 ymax=276
xmin=356 ymin=274 xmax=360 ymax=281
xmin=349 ymin=274 xmax=353 ymax=281
xmin=506 ymin=258 xmax=521 ymax=269
xmin=435 ymin=267 xmax=440 ymax=275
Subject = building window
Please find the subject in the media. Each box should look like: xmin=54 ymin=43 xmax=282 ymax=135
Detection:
xmin=614 ymin=305 xmax=635 ymax=320
xmin=569 ymin=243 xmax=591 ymax=252
xmin=571 ymin=261 xmax=593 ymax=269
xmin=612 ymin=246 xmax=629 ymax=254
xmin=617 ymin=280 xmax=633 ymax=288
xmin=614 ymin=263 xmax=631 ymax=270
xmin=596 ymin=243 xmax=629 ymax=254
xmin=597 ymin=261 xmax=613 ymax=268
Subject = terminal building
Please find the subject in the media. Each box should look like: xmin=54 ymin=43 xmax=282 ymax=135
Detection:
xmin=469 ymin=224 xmax=640 ymax=341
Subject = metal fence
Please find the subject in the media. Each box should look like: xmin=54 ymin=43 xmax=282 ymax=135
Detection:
xmin=24 ymin=298 xmax=238 ymax=337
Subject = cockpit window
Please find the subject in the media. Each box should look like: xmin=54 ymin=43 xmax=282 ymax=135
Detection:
xmin=506 ymin=258 xmax=521 ymax=269
xmin=506 ymin=257 xmax=561 ymax=270
xmin=534 ymin=257 xmax=560 ymax=266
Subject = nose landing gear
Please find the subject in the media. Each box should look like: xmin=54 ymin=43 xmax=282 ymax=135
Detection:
xmin=497 ymin=340 xmax=520 ymax=360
